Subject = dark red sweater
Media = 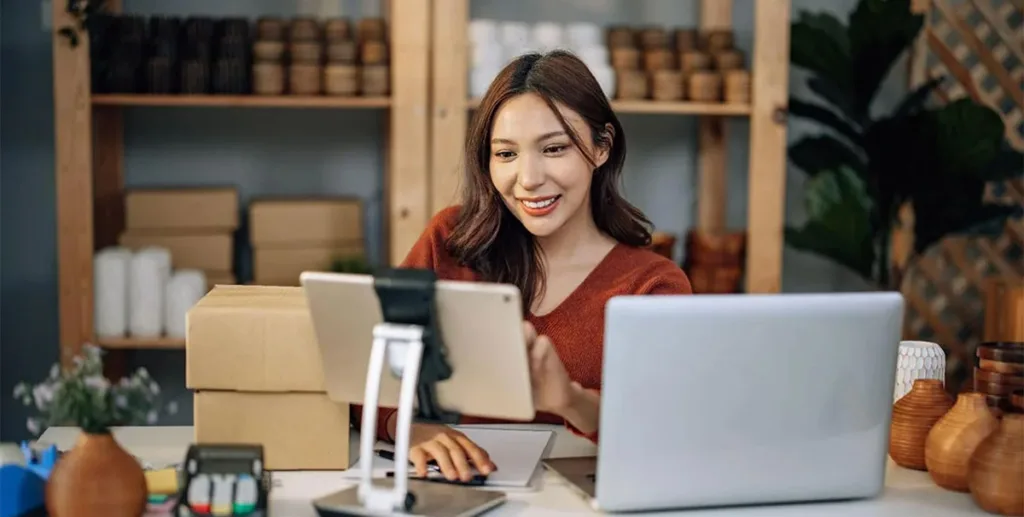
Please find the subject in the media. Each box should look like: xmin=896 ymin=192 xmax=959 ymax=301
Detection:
xmin=362 ymin=206 xmax=692 ymax=443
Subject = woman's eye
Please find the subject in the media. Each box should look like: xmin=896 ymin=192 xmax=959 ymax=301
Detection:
xmin=494 ymin=150 xmax=516 ymax=159
xmin=544 ymin=145 xmax=568 ymax=155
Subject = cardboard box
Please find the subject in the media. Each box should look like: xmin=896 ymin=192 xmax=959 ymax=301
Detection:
xmin=249 ymin=198 xmax=362 ymax=246
xmin=253 ymin=244 xmax=365 ymax=286
xmin=186 ymin=285 xmax=325 ymax=392
xmin=126 ymin=187 xmax=238 ymax=232
xmin=119 ymin=232 xmax=233 ymax=274
xmin=194 ymin=391 xmax=350 ymax=470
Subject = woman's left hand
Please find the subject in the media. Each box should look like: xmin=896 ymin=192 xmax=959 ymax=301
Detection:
xmin=522 ymin=321 xmax=577 ymax=415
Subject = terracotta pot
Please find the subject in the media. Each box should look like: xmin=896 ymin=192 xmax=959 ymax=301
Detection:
xmin=889 ymin=379 xmax=954 ymax=470
xmin=46 ymin=431 xmax=148 ymax=517
xmin=924 ymin=392 xmax=999 ymax=491
xmin=968 ymin=413 xmax=1024 ymax=516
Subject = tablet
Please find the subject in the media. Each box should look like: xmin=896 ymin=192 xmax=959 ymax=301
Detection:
xmin=299 ymin=271 xmax=536 ymax=422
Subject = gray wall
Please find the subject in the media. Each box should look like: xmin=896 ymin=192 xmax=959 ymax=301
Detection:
xmin=1 ymin=0 xmax=905 ymax=441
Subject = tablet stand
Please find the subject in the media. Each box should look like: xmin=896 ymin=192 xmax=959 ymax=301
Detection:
xmin=313 ymin=268 xmax=506 ymax=517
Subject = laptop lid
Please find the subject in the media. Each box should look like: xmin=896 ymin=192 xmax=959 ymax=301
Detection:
xmin=595 ymin=292 xmax=904 ymax=512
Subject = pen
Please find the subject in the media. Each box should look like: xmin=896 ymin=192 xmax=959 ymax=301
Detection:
xmin=374 ymin=449 xmax=440 ymax=472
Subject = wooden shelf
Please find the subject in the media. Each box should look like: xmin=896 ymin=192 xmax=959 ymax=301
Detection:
xmin=466 ymin=98 xmax=751 ymax=116
xmin=91 ymin=94 xmax=392 ymax=109
xmin=94 ymin=336 xmax=186 ymax=350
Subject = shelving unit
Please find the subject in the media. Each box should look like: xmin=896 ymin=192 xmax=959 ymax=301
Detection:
xmin=51 ymin=0 xmax=431 ymax=368
xmin=429 ymin=0 xmax=791 ymax=294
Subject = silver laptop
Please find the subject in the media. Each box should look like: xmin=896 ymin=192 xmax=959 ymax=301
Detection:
xmin=545 ymin=292 xmax=904 ymax=512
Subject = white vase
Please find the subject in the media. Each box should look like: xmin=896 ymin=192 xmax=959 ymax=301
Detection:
xmin=894 ymin=340 xmax=946 ymax=402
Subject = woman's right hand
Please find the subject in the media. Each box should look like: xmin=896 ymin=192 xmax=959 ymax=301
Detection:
xmin=407 ymin=423 xmax=497 ymax=481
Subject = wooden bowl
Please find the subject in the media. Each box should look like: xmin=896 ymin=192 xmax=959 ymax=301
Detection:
xmin=674 ymin=29 xmax=698 ymax=52
xmin=650 ymin=70 xmax=684 ymax=101
xmin=610 ymin=47 xmax=641 ymax=70
xmin=688 ymin=71 xmax=721 ymax=102
xmin=615 ymin=70 xmax=648 ymax=99
xmin=324 ymin=18 xmax=352 ymax=42
xmin=253 ymin=40 xmax=285 ymax=62
xmin=606 ymin=27 xmax=636 ymax=48
xmin=324 ymin=64 xmax=358 ymax=96
xmin=642 ymin=48 xmax=675 ymax=72
xmin=290 ymin=17 xmax=320 ymax=41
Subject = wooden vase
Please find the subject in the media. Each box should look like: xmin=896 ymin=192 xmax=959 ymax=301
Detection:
xmin=46 ymin=431 xmax=147 ymax=517
xmin=968 ymin=413 xmax=1024 ymax=516
xmin=924 ymin=392 xmax=999 ymax=491
xmin=889 ymin=378 xmax=954 ymax=470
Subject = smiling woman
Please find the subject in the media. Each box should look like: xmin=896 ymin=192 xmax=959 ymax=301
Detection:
xmin=354 ymin=50 xmax=693 ymax=483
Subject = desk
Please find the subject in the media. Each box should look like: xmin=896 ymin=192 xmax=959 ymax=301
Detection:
xmin=38 ymin=426 xmax=989 ymax=516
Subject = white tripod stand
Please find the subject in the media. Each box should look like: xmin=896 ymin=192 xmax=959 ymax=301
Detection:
xmin=312 ymin=269 xmax=507 ymax=517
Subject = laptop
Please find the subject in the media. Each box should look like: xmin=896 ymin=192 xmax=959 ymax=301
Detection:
xmin=545 ymin=292 xmax=904 ymax=512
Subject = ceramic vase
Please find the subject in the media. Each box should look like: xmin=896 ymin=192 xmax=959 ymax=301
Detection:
xmin=924 ymin=392 xmax=999 ymax=491
xmin=894 ymin=340 xmax=946 ymax=401
xmin=45 ymin=431 xmax=148 ymax=517
xmin=968 ymin=414 xmax=1024 ymax=516
xmin=889 ymin=379 xmax=954 ymax=470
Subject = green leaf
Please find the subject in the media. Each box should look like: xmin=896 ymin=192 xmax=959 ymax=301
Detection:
xmin=790 ymin=16 xmax=853 ymax=91
xmin=979 ymin=143 xmax=1024 ymax=182
xmin=788 ymin=135 xmax=866 ymax=178
xmin=931 ymin=99 xmax=1007 ymax=177
xmin=789 ymin=98 xmax=862 ymax=145
xmin=785 ymin=166 xmax=877 ymax=279
xmin=847 ymin=0 xmax=924 ymax=116
xmin=892 ymin=76 xmax=944 ymax=119
xmin=808 ymin=77 xmax=860 ymax=126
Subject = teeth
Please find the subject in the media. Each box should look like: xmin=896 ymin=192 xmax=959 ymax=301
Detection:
xmin=523 ymin=198 xmax=557 ymax=209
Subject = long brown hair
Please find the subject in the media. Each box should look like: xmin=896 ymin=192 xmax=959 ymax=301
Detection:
xmin=446 ymin=50 xmax=652 ymax=311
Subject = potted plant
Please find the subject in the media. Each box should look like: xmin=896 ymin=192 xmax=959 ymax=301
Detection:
xmin=784 ymin=0 xmax=1023 ymax=290
xmin=12 ymin=344 xmax=177 ymax=517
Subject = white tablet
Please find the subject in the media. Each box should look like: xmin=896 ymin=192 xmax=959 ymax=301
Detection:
xmin=299 ymin=270 xmax=536 ymax=422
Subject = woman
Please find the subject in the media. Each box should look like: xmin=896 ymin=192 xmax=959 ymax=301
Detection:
xmin=371 ymin=49 xmax=692 ymax=481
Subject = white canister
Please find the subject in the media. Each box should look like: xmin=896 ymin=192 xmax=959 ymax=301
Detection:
xmin=499 ymin=21 xmax=530 ymax=49
xmin=566 ymin=22 xmax=602 ymax=50
xmin=589 ymin=65 xmax=616 ymax=99
xmin=128 ymin=247 xmax=171 ymax=338
xmin=468 ymin=18 xmax=499 ymax=46
xmin=532 ymin=22 xmax=564 ymax=50
xmin=894 ymin=340 xmax=946 ymax=401
xmin=577 ymin=45 xmax=610 ymax=70
xmin=471 ymin=41 xmax=506 ymax=69
xmin=469 ymin=65 xmax=502 ymax=99
xmin=93 ymin=246 xmax=133 ymax=338
xmin=164 ymin=269 xmax=207 ymax=339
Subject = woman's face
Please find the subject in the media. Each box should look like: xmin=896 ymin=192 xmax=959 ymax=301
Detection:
xmin=488 ymin=93 xmax=609 ymax=238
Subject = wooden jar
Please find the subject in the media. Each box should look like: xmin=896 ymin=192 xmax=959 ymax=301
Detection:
xmin=253 ymin=63 xmax=285 ymax=95
xmin=683 ymin=230 xmax=746 ymax=294
xmin=703 ymin=29 xmax=733 ymax=52
xmin=924 ymin=392 xmax=999 ymax=491
xmin=290 ymin=17 xmax=320 ymax=41
xmin=290 ymin=41 xmax=322 ymax=64
xmin=967 ymin=414 xmax=1024 ymax=516
xmin=615 ymin=70 xmax=648 ymax=100
xmin=324 ymin=18 xmax=352 ymax=41
xmin=984 ymin=279 xmax=1024 ymax=342
xmin=688 ymin=71 xmax=722 ymax=102
xmin=610 ymin=47 xmax=641 ymax=69
xmin=327 ymin=41 xmax=358 ymax=64
xmin=324 ymin=65 xmax=359 ymax=96
xmin=889 ymin=379 xmax=955 ymax=471
xmin=713 ymin=49 xmax=744 ymax=70
xmin=724 ymin=70 xmax=750 ymax=104
xmin=253 ymin=40 xmax=285 ymax=62
xmin=650 ymin=70 xmax=684 ymax=101
xmin=638 ymin=27 xmax=668 ymax=49
xmin=679 ymin=51 xmax=711 ymax=75
xmin=674 ymin=29 xmax=698 ymax=52
xmin=289 ymin=64 xmax=321 ymax=95
xmin=643 ymin=48 xmax=675 ymax=72
xmin=361 ymin=41 xmax=388 ymax=65
xmin=357 ymin=18 xmax=387 ymax=42
xmin=257 ymin=17 xmax=286 ymax=40
xmin=361 ymin=65 xmax=389 ymax=96
xmin=606 ymin=27 xmax=635 ymax=48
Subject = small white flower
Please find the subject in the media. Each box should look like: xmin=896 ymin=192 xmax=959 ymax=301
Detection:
xmin=13 ymin=383 xmax=27 ymax=399
xmin=32 ymin=384 xmax=54 ymax=410
xmin=115 ymin=394 xmax=128 ymax=408
xmin=167 ymin=401 xmax=179 ymax=415
xmin=146 ymin=410 xmax=158 ymax=424
xmin=49 ymin=364 xmax=60 ymax=379
xmin=83 ymin=375 xmax=110 ymax=395
xmin=137 ymin=367 xmax=149 ymax=379
xmin=26 ymin=418 xmax=40 ymax=435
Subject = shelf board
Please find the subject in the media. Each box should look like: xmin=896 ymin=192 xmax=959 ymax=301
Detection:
xmin=466 ymin=98 xmax=750 ymax=116
xmin=91 ymin=94 xmax=391 ymax=109
xmin=95 ymin=336 xmax=185 ymax=350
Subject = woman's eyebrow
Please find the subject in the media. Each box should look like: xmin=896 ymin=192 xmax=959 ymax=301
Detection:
xmin=490 ymin=131 xmax=566 ymax=145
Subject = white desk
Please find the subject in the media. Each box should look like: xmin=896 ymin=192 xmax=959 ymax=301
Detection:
xmin=38 ymin=426 xmax=989 ymax=516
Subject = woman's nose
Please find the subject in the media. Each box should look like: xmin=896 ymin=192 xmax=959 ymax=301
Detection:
xmin=517 ymin=155 xmax=545 ymax=190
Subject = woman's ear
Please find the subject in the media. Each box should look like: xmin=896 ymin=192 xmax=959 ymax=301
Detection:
xmin=593 ymin=123 xmax=615 ymax=169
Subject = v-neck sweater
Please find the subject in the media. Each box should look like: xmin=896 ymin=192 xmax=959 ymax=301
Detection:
xmin=364 ymin=205 xmax=692 ymax=443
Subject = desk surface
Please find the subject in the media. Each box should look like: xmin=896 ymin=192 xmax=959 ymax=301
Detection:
xmin=38 ymin=425 xmax=989 ymax=516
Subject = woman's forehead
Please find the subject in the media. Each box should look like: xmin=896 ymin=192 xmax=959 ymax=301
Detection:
xmin=490 ymin=93 xmax=585 ymax=141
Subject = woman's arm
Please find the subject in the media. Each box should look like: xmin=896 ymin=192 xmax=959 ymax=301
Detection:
xmin=558 ymin=382 xmax=601 ymax=441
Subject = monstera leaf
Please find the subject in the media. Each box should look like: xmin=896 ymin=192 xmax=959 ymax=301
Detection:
xmin=788 ymin=134 xmax=866 ymax=179
xmin=785 ymin=166 xmax=877 ymax=280
xmin=847 ymin=0 xmax=925 ymax=120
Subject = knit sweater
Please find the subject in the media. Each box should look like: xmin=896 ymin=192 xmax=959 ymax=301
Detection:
xmin=361 ymin=205 xmax=693 ymax=443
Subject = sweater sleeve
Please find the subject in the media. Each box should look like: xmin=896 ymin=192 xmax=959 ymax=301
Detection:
xmin=350 ymin=209 xmax=454 ymax=441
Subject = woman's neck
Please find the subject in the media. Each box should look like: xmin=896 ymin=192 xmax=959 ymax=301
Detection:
xmin=536 ymin=206 xmax=613 ymax=265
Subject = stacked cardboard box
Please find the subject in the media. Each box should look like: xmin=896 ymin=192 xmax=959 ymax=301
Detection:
xmin=119 ymin=187 xmax=238 ymax=289
xmin=186 ymin=284 xmax=350 ymax=470
xmin=249 ymin=198 xmax=365 ymax=285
